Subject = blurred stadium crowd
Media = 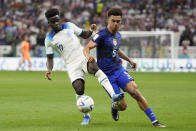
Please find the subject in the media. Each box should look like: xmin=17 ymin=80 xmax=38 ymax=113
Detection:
xmin=0 ymin=0 xmax=196 ymax=57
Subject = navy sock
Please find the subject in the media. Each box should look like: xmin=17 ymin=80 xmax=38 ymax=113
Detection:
xmin=144 ymin=108 xmax=157 ymax=123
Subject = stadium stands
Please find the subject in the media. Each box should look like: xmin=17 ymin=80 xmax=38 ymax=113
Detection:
xmin=0 ymin=0 xmax=195 ymax=57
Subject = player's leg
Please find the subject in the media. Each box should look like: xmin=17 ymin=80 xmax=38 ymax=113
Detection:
xmin=110 ymin=80 xmax=127 ymax=121
xmin=16 ymin=59 xmax=25 ymax=70
xmin=124 ymin=81 xmax=149 ymax=110
xmin=67 ymin=62 xmax=91 ymax=125
xmin=115 ymin=67 xmax=164 ymax=127
xmin=124 ymin=80 xmax=165 ymax=127
xmin=27 ymin=59 xmax=31 ymax=71
xmin=72 ymin=79 xmax=86 ymax=105
xmin=72 ymin=79 xmax=91 ymax=125
xmin=87 ymin=61 xmax=124 ymax=101
xmin=72 ymin=79 xmax=85 ymax=96
xmin=113 ymin=98 xmax=127 ymax=111
xmin=115 ymin=67 xmax=149 ymax=111
xmin=111 ymin=97 xmax=127 ymax=121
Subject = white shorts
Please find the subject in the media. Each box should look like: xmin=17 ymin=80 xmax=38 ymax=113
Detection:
xmin=66 ymin=55 xmax=88 ymax=83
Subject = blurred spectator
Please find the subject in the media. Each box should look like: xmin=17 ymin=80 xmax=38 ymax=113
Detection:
xmin=192 ymin=29 xmax=196 ymax=46
xmin=29 ymin=32 xmax=37 ymax=48
xmin=96 ymin=0 xmax=104 ymax=16
xmin=0 ymin=0 xmax=196 ymax=57
xmin=179 ymin=26 xmax=193 ymax=46
xmin=34 ymin=44 xmax=42 ymax=57
xmin=0 ymin=29 xmax=6 ymax=45
xmin=36 ymin=28 xmax=45 ymax=46
xmin=5 ymin=30 xmax=12 ymax=45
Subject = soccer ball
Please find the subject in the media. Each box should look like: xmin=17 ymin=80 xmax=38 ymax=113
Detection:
xmin=76 ymin=95 xmax=94 ymax=113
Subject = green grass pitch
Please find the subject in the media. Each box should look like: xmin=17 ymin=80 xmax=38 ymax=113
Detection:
xmin=0 ymin=71 xmax=196 ymax=131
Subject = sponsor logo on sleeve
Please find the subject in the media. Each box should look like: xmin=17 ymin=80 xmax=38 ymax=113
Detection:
xmin=93 ymin=34 xmax=99 ymax=40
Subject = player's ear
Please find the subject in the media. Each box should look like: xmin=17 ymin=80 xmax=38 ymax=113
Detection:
xmin=47 ymin=21 xmax=51 ymax=27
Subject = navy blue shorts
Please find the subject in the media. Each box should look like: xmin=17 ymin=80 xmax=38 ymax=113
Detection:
xmin=107 ymin=66 xmax=134 ymax=94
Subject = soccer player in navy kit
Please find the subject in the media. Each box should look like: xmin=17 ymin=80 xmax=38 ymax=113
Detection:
xmin=83 ymin=8 xmax=165 ymax=127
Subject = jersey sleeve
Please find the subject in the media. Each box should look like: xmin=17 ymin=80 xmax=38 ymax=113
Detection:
xmin=91 ymin=32 xmax=103 ymax=45
xmin=69 ymin=22 xmax=83 ymax=36
xmin=45 ymin=36 xmax=54 ymax=55
xmin=62 ymin=22 xmax=83 ymax=36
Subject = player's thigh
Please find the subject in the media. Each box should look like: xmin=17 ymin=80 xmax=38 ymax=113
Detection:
xmin=117 ymin=69 xmax=134 ymax=91
xmin=67 ymin=64 xmax=85 ymax=83
xmin=124 ymin=81 xmax=137 ymax=93
xmin=87 ymin=61 xmax=99 ymax=75
xmin=108 ymin=76 xmax=122 ymax=95
xmin=81 ymin=55 xmax=98 ymax=75
xmin=26 ymin=56 xmax=31 ymax=61
xmin=22 ymin=57 xmax=26 ymax=61
xmin=124 ymin=81 xmax=142 ymax=101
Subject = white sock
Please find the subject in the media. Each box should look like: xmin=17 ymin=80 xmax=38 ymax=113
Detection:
xmin=95 ymin=70 xmax=115 ymax=97
xmin=76 ymin=94 xmax=84 ymax=101
xmin=84 ymin=113 xmax=90 ymax=117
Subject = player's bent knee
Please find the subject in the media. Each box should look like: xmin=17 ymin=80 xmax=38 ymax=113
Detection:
xmin=87 ymin=62 xmax=99 ymax=75
xmin=118 ymin=99 xmax=127 ymax=111
xmin=131 ymin=81 xmax=137 ymax=89
xmin=120 ymin=103 xmax=127 ymax=111
xmin=117 ymin=103 xmax=127 ymax=111
xmin=88 ymin=68 xmax=98 ymax=75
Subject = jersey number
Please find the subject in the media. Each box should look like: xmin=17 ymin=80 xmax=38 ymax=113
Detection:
xmin=57 ymin=44 xmax=63 ymax=52
xmin=112 ymin=50 xmax=117 ymax=57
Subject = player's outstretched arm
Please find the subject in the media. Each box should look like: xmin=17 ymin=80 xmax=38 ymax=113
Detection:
xmin=83 ymin=40 xmax=97 ymax=62
xmin=45 ymin=54 xmax=54 ymax=80
xmin=118 ymin=49 xmax=137 ymax=70
xmin=79 ymin=24 xmax=97 ymax=39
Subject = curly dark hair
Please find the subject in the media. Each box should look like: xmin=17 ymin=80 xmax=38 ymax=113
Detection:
xmin=45 ymin=8 xmax=60 ymax=19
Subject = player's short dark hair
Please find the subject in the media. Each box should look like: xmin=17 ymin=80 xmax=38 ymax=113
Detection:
xmin=45 ymin=8 xmax=60 ymax=19
xmin=107 ymin=8 xmax=122 ymax=18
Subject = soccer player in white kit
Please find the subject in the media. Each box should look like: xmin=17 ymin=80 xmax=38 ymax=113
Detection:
xmin=44 ymin=8 xmax=124 ymax=125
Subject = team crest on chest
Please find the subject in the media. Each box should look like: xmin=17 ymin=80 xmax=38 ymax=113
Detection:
xmin=66 ymin=31 xmax=72 ymax=37
xmin=113 ymin=38 xmax=117 ymax=46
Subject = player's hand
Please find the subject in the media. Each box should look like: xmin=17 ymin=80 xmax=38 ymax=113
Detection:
xmin=130 ymin=60 xmax=137 ymax=70
xmin=45 ymin=71 xmax=52 ymax=80
xmin=87 ymin=55 xmax=95 ymax=63
xmin=90 ymin=24 xmax=97 ymax=32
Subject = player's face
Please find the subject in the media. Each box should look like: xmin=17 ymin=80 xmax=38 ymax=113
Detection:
xmin=107 ymin=15 xmax=122 ymax=33
xmin=48 ymin=15 xmax=61 ymax=32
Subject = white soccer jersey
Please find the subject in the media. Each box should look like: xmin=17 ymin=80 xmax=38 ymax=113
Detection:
xmin=45 ymin=22 xmax=84 ymax=64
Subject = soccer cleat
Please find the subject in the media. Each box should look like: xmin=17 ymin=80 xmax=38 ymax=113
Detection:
xmin=112 ymin=92 xmax=124 ymax=102
xmin=81 ymin=115 xmax=91 ymax=125
xmin=152 ymin=121 xmax=166 ymax=127
xmin=111 ymin=102 xmax=119 ymax=121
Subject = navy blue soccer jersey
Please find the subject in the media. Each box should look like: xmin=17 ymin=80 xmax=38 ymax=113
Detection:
xmin=92 ymin=28 xmax=122 ymax=74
